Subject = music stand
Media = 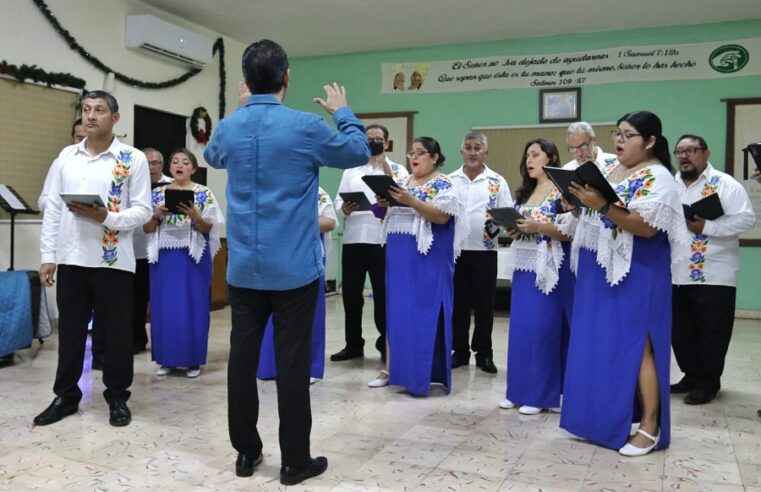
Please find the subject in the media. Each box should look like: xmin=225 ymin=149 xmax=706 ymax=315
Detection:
xmin=0 ymin=185 xmax=39 ymax=271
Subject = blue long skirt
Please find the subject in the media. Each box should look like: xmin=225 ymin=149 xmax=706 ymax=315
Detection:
xmin=387 ymin=220 xmax=454 ymax=396
xmin=560 ymin=232 xmax=672 ymax=450
xmin=150 ymin=247 xmax=212 ymax=367
xmin=257 ymin=274 xmax=326 ymax=380
xmin=506 ymin=268 xmax=567 ymax=408
xmin=560 ymin=241 xmax=574 ymax=388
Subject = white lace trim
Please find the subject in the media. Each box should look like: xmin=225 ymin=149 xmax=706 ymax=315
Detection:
xmin=147 ymin=205 xmax=224 ymax=265
xmin=380 ymin=194 xmax=467 ymax=259
xmin=571 ymin=201 xmax=689 ymax=286
xmin=504 ymin=238 xmax=565 ymax=294
xmin=555 ymin=212 xmax=578 ymax=240
xmin=570 ymin=215 xmax=600 ymax=274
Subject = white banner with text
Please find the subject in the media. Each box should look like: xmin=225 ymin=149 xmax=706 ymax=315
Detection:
xmin=382 ymin=37 xmax=761 ymax=94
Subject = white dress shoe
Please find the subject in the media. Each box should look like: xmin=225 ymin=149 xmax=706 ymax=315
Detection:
xmin=518 ymin=405 xmax=543 ymax=415
xmin=156 ymin=366 xmax=172 ymax=376
xmin=368 ymin=371 xmax=389 ymax=388
xmin=498 ymin=399 xmax=516 ymax=409
xmin=619 ymin=428 xmax=660 ymax=457
xmin=309 ymin=377 xmax=320 ymax=385
xmin=186 ymin=367 xmax=201 ymax=378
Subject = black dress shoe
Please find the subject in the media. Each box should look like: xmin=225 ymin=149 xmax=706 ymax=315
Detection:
xmin=280 ymin=456 xmax=328 ymax=486
xmin=330 ymin=348 xmax=363 ymax=362
xmin=235 ymin=452 xmax=263 ymax=477
xmin=451 ymin=352 xmax=470 ymax=368
xmin=757 ymin=409 xmax=761 ymax=418
xmin=132 ymin=345 xmax=146 ymax=355
xmin=669 ymin=377 xmax=694 ymax=394
xmin=684 ymin=388 xmax=717 ymax=405
xmin=108 ymin=400 xmax=132 ymax=426
xmin=33 ymin=397 xmax=79 ymax=426
xmin=476 ymin=356 xmax=498 ymax=374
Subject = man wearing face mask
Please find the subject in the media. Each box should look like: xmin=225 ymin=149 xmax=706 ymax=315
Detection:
xmin=332 ymin=124 xmax=408 ymax=362
xmin=449 ymin=132 xmax=512 ymax=373
xmin=671 ymin=134 xmax=755 ymax=405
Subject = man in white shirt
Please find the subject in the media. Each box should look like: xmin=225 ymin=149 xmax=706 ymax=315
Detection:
xmin=671 ymin=134 xmax=755 ymax=405
xmin=38 ymin=119 xmax=88 ymax=212
xmin=331 ymin=124 xmax=408 ymax=362
xmin=131 ymin=148 xmax=172 ymax=354
xmin=449 ymin=132 xmax=512 ymax=373
xmin=563 ymin=121 xmax=617 ymax=170
xmin=34 ymin=91 xmax=151 ymax=427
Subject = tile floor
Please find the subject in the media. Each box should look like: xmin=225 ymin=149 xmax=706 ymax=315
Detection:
xmin=1 ymin=295 xmax=760 ymax=491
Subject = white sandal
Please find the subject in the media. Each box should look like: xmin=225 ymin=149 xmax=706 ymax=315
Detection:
xmin=368 ymin=370 xmax=389 ymax=388
xmin=619 ymin=428 xmax=660 ymax=457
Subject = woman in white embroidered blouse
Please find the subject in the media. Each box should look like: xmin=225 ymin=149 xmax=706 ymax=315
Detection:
xmin=143 ymin=149 xmax=225 ymax=379
xmin=368 ymin=137 xmax=465 ymax=396
xmin=561 ymin=111 xmax=688 ymax=457
xmin=498 ymin=139 xmax=574 ymax=416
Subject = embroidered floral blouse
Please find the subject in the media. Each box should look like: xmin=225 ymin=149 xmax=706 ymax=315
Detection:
xmin=503 ymin=189 xmax=572 ymax=294
xmin=147 ymin=183 xmax=225 ymax=264
xmin=571 ymin=161 xmax=688 ymax=286
xmin=381 ymin=174 xmax=467 ymax=258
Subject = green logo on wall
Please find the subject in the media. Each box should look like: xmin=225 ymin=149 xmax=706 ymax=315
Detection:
xmin=709 ymin=44 xmax=749 ymax=73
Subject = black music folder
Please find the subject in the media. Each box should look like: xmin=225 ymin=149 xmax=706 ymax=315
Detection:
xmin=487 ymin=207 xmax=525 ymax=230
xmin=338 ymin=192 xmax=372 ymax=212
xmin=361 ymin=175 xmax=408 ymax=207
xmin=683 ymin=193 xmax=724 ymax=221
xmin=165 ymin=189 xmax=195 ymax=214
xmin=545 ymin=161 xmax=620 ymax=207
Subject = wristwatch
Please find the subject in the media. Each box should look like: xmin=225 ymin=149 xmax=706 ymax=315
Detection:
xmin=598 ymin=203 xmax=611 ymax=215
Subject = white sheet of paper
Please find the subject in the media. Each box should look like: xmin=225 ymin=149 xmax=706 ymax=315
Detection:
xmin=0 ymin=184 xmax=27 ymax=211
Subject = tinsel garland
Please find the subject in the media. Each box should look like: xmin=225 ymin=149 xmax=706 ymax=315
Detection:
xmin=31 ymin=0 xmax=226 ymax=120
xmin=0 ymin=59 xmax=87 ymax=90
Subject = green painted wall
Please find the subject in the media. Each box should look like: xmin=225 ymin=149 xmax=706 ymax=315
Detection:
xmin=286 ymin=19 xmax=761 ymax=310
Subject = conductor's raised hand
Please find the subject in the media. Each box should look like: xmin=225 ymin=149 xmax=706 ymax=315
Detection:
xmin=313 ymin=83 xmax=348 ymax=115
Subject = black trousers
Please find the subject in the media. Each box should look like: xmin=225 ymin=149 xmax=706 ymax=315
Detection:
xmin=672 ymin=284 xmax=737 ymax=393
xmin=54 ymin=265 xmax=134 ymax=403
xmin=227 ymin=280 xmax=318 ymax=469
xmin=452 ymin=250 xmax=498 ymax=357
xmin=132 ymin=258 xmax=150 ymax=349
xmin=341 ymin=243 xmax=386 ymax=353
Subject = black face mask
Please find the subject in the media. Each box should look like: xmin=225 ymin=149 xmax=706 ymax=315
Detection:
xmin=369 ymin=140 xmax=385 ymax=156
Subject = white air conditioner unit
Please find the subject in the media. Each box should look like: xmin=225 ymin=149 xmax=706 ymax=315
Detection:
xmin=125 ymin=14 xmax=213 ymax=68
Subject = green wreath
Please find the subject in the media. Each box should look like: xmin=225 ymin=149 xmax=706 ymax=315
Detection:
xmin=191 ymin=107 xmax=212 ymax=145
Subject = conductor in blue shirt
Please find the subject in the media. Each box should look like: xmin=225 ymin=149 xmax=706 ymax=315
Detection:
xmin=204 ymin=39 xmax=369 ymax=485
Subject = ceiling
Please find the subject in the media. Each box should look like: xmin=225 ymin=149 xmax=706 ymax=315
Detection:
xmin=141 ymin=0 xmax=761 ymax=58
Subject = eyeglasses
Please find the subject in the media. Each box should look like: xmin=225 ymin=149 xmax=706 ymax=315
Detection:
xmin=567 ymin=140 xmax=591 ymax=153
xmin=611 ymin=130 xmax=642 ymax=141
xmin=673 ymin=147 xmax=706 ymax=157
xmin=406 ymin=150 xmax=430 ymax=158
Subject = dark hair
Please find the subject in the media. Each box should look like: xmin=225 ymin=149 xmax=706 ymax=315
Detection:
xmin=617 ymin=111 xmax=672 ymax=172
xmin=71 ymin=118 xmax=83 ymax=137
xmin=82 ymin=90 xmax=118 ymax=113
xmin=366 ymin=124 xmax=389 ymax=140
xmin=242 ymin=39 xmax=289 ymax=94
xmin=168 ymin=148 xmax=198 ymax=170
xmin=515 ymin=138 xmax=561 ymax=205
xmin=675 ymin=134 xmax=708 ymax=151
xmin=413 ymin=137 xmax=446 ymax=167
